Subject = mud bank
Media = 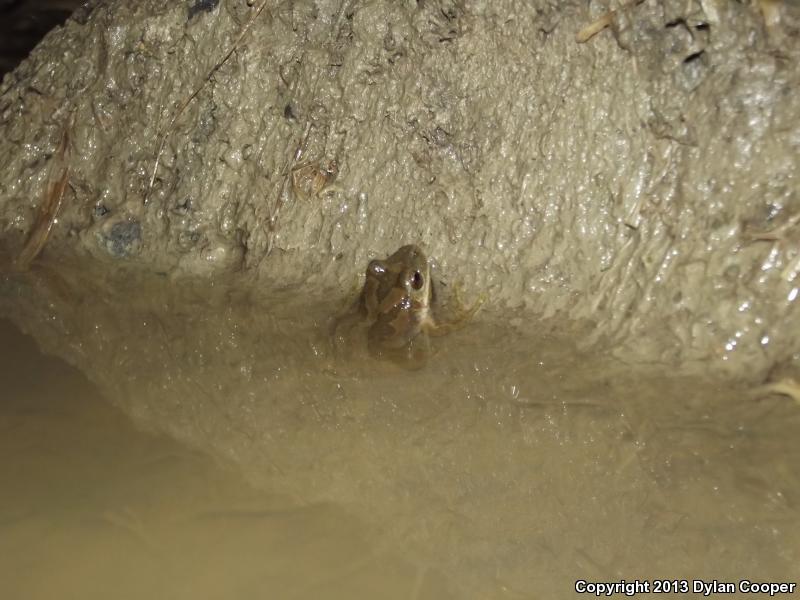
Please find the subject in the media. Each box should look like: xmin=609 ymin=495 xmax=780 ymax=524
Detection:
xmin=0 ymin=0 xmax=798 ymax=373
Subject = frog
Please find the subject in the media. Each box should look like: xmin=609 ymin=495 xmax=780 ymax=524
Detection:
xmin=331 ymin=244 xmax=483 ymax=368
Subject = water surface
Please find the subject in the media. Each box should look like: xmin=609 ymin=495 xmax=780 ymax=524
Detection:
xmin=1 ymin=262 xmax=798 ymax=598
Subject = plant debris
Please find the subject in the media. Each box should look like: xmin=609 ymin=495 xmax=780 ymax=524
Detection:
xmin=15 ymin=122 xmax=71 ymax=270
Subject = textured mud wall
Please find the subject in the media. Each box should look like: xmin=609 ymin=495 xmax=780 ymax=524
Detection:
xmin=1 ymin=0 xmax=799 ymax=374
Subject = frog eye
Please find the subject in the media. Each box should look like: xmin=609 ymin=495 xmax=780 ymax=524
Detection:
xmin=411 ymin=270 xmax=424 ymax=290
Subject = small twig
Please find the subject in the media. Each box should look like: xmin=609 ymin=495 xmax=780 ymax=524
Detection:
xmin=755 ymin=378 xmax=800 ymax=404
xmin=743 ymin=212 xmax=800 ymax=243
xmin=15 ymin=124 xmax=71 ymax=270
xmin=741 ymin=212 xmax=800 ymax=281
xmin=265 ymin=121 xmax=314 ymax=254
xmin=144 ymin=0 xmax=272 ymax=205
xmin=263 ymin=0 xmax=353 ymax=255
xmin=576 ymin=12 xmax=614 ymax=43
xmin=576 ymin=0 xmax=644 ymax=43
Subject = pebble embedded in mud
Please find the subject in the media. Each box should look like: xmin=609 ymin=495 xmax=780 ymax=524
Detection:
xmin=187 ymin=0 xmax=219 ymax=20
xmin=99 ymin=220 xmax=142 ymax=258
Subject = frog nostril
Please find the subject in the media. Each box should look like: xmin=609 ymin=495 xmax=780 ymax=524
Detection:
xmin=411 ymin=271 xmax=424 ymax=290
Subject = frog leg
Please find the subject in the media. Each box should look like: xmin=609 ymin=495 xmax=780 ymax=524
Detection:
xmin=424 ymin=284 xmax=485 ymax=337
xmin=377 ymin=287 xmax=409 ymax=314
xmin=362 ymin=283 xmax=380 ymax=320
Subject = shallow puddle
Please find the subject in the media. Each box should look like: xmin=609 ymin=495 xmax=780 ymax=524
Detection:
xmin=0 ymin=319 xmax=455 ymax=600
xmin=1 ymin=262 xmax=799 ymax=598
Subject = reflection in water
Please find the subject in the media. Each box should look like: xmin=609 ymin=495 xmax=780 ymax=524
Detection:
xmin=0 ymin=319 xmax=452 ymax=600
xmin=1 ymin=261 xmax=799 ymax=598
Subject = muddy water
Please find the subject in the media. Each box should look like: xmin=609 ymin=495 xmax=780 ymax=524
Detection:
xmin=1 ymin=262 xmax=799 ymax=598
xmin=0 ymin=319 xmax=454 ymax=600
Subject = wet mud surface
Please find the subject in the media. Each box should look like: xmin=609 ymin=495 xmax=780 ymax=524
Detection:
xmin=1 ymin=0 xmax=799 ymax=373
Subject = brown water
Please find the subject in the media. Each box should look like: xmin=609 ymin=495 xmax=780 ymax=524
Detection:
xmin=1 ymin=262 xmax=799 ymax=598
xmin=0 ymin=319 xmax=453 ymax=600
